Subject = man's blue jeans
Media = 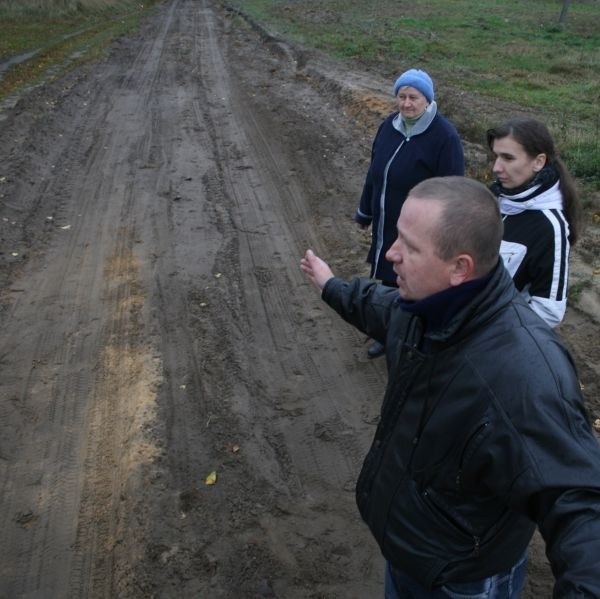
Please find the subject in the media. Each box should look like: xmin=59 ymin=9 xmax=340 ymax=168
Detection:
xmin=384 ymin=553 xmax=528 ymax=599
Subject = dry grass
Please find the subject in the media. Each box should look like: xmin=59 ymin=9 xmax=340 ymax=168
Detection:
xmin=0 ymin=0 xmax=135 ymax=9
xmin=0 ymin=0 xmax=158 ymax=99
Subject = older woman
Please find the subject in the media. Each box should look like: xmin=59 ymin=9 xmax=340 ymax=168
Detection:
xmin=355 ymin=68 xmax=465 ymax=357
xmin=487 ymin=117 xmax=582 ymax=327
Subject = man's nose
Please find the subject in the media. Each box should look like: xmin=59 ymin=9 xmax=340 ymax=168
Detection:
xmin=386 ymin=243 xmax=402 ymax=263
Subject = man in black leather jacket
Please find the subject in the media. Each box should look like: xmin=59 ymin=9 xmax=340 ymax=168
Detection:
xmin=300 ymin=177 xmax=600 ymax=598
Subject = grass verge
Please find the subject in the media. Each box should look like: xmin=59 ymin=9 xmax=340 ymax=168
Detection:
xmin=225 ymin=0 xmax=600 ymax=189
xmin=0 ymin=0 xmax=161 ymax=100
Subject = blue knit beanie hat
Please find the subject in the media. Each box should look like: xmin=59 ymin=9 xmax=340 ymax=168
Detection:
xmin=393 ymin=69 xmax=434 ymax=102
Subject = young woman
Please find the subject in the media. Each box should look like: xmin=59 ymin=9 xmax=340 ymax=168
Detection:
xmin=487 ymin=117 xmax=582 ymax=327
xmin=355 ymin=68 xmax=464 ymax=357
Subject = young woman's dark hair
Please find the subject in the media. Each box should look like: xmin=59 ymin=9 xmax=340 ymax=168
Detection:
xmin=486 ymin=117 xmax=582 ymax=244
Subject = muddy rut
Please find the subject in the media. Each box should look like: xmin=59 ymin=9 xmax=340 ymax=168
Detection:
xmin=0 ymin=1 xmax=384 ymax=596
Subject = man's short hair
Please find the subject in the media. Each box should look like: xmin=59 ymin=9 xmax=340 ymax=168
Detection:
xmin=408 ymin=177 xmax=503 ymax=276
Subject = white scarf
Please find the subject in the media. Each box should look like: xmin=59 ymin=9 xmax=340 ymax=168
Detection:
xmin=499 ymin=181 xmax=563 ymax=215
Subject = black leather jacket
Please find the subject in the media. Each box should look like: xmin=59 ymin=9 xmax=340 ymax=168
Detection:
xmin=322 ymin=262 xmax=600 ymax=597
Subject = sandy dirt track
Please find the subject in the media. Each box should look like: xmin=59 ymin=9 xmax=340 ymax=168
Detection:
xmin=0 ymin=0 xmax=598 ymax=597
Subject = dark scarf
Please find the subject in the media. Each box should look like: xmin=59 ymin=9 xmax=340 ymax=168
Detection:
xmin=490 ymin=163 xmax=559 ymax=200
xmin=397 ymin=273 xmax=493 ymax=348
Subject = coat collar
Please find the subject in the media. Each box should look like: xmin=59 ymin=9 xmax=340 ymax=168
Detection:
xmin=423 ymin=261 xmax=516 ymax=344
xmin=392 ymin=101 xmax=438 ymax=137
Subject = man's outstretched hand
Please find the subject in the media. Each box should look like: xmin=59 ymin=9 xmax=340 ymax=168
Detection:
xmin=300 ymin=249 xmax=335 ymax=291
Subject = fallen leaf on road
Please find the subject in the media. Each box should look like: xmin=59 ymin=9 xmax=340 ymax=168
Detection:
xmin=594 ymin=419 xmax=600 ymax=433
xmin=205 ymin=470 xmax=217 ymax=485
xmin=60 ymin=224 xmax=71 ymax=230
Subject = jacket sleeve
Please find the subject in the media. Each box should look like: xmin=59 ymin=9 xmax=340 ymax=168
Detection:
xmin=499 ymin=237 xmax=566 ymax=328
xmin=540 ymin=486 xmax=600 ymax=598
xmin=482 ymin=367 xmax=600 ymax=596
xmin=435 ymin=127 xmax=465 ymax=177
xmin=526 ymin=294 xmax=566 ymax=328
xmin=529 ymin=388 xmax=600 ymax=597
xmin=321 ymin=277 xmax=398 ymax=343
xmin=486 ymin=437 xmax=600 ymax=597
xmin=521 ymin=215 xmax=570 ymax=328
xmin=467 ymin=330 xmax=600 ymax=596
xmin=355 ymin=121 xmax=386 ymax=226
xmin=355 ymin=170 xmax=374 ymax=226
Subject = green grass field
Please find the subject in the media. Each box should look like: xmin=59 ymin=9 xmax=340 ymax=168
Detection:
xmin=226 ymin=0 xmax=600 ymax=188
xmin=1 ymin=0 xmax=598 ymax=187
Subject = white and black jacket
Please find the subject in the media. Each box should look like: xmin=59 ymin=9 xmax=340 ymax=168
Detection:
xmin=495 ymin=178 xmax=569 ymax=328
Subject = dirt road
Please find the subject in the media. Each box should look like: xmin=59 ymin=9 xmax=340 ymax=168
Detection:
xmin=0 ymin=0 xmax=597 ymax=597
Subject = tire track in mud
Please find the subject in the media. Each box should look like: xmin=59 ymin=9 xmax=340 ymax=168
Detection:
xmin=0 ymin=0 xmax=386 ymax=597
xmin=66 ymin=4 xmax=197 ymax=596
xmin=0 ymin=1 xmax=180 ymax=597
xmin=101 ymin=1 xmax=386 ymax=595
xmin=190 ymin=7 xmax=335 ymax=485
xmin=0 ymin=162 xmax=119 ymax=596
xmin=159 ymin=2 xmax=387 ymax=595
xmin=201 ymin=0 xmax=380 ymax=482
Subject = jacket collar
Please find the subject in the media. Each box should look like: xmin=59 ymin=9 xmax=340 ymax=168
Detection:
xmin=398 ymin=274 xmax=492 ymax=333
xmin=499 ymin=181 xmax=562 ymax=215
xmin=392 ymin=101 xmax=438 ymax=137
xmin=423 ymin=261 xmax=516 ymax=344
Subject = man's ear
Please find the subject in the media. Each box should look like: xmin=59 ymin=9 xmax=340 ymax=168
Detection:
xmin=450 ymin=254 xmax=475 ymax=286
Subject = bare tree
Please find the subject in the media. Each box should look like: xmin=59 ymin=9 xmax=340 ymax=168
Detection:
xmin=559 ymin=0 xmax=572 ymax=25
